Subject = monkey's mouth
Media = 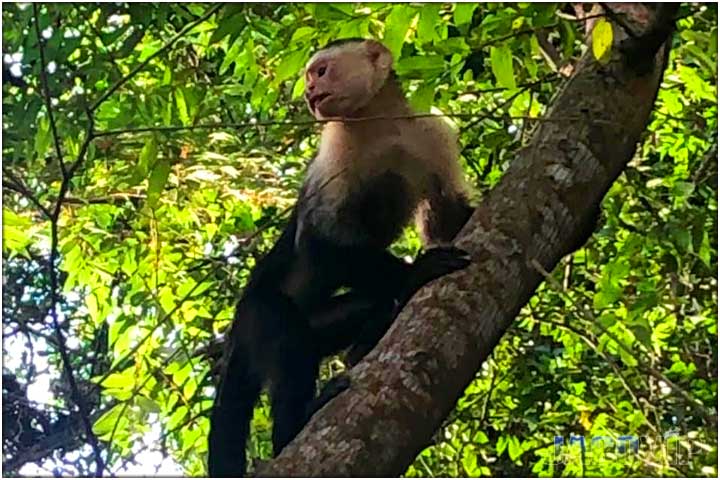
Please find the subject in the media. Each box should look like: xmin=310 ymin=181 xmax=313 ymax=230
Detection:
xmin=308 ymin=93 xmax=331 ymax=111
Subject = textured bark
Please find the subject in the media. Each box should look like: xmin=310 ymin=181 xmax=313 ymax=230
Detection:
xmin=260 ymin=5 xmax=677 ymax=477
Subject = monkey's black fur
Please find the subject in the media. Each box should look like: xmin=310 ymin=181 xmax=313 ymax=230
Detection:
xmin=208 ymin=201 xmax=469 ymax=477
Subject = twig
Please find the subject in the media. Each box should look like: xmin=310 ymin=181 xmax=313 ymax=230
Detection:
xmin=2 ymin=171 xmax=52 ymax=218
xmin=456 ymin=74 xmax=561 ymax=96
xmin=460 ymin=84 xmax=533 ymax=134
xmin=32 ymin=3 xmax=67 ymax=178
xmin=89 ymin=3 xmax=222 ymax=112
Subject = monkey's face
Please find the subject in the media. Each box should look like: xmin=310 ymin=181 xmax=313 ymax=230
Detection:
xmin=304 ymin=40 xmax=392 ymax=119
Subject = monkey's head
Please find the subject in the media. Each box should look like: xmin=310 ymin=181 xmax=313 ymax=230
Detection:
xmin=304 ymin=39 xmax=393 ymax=119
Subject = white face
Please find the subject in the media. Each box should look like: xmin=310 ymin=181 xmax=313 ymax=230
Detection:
xmin=303 ymin=41 xmax=392 ymax=119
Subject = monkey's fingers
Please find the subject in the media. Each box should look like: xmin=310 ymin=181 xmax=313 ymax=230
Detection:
xmin=417 ymin=246 xmax=471 ymax=273
xmin=305 ymin=375 xmax=351 ymax=419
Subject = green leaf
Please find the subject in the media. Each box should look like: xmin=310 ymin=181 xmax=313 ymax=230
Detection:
xmin=454 ymin=3 xmax=476 ymax=27
xmin=507 ymin=435 xmax=522 ymax=461
xmin=130 ymin=136 xmax=158 ymax=186
xmin=146 ymin=157 xmax=171 ymax=208
xmin=34 ymin=116 xmax=52 ymax=160
xmin=490 ymin=45 xmax=516 ymax=89
xmin=496 ymin=434 xmax=508 ymax=455
xmin=101 ymin=371 xmax=135 ymax=389
xmin=383 ymin=5 xmax=417 ymax=59
xmin=473 ymin=431 xmax=489 ymax=444
xmin=291 ymin=76 xmax=305 ymax=100
xmin=2 ymin=208 xmax=35 ymax=254
xmin=158 ymin=286 xmax=176 ymax=314
xmin=274 ymin=48 xmax=309 ymax=86
xmin=619 ymin=347 xmax=639 ymax=367
xmin=175 ymin=88 xmax=190 ymax=126
xmin=209 ymin=11 xmax=246 ymax=45
xmin=592 ymin=18 xmax=614 ymax=64
xmin=168 ymin=405 xmax=188 ymax=430
xmin=92 ymin=404 xmax=125 ymax=437
xmin=137 ymin=396 xmax=161 ymax=414
xmin=86 ymin=293 xmax=99 ymax=325
xmin=461 ymin=446 xmax=479 ymax=475
xmin=290 ymin=26 xmax=314 ymax=44
xmin=395 ymin=55 xmax=445 ymax=79
xmin=409 ymin=82 xmax=435 ymax=113
xmin=698 ymin=231 xmax=711 ymax=267
xmin=219 ymin=36 xmax=245 ymax=75
xmin=417 ymin=4 xmax=441 ymax=43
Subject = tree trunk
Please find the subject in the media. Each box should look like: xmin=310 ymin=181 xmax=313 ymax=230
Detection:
xmin=260 ymin=4 xmax=678 ymax=476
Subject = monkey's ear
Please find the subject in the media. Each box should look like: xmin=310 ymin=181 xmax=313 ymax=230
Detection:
xmin=364 ymin=39 xmax=393 ymax=73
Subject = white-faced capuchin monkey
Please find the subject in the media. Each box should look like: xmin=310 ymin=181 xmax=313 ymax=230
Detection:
xmin=208 ymin=38 xmax=474 ymax=477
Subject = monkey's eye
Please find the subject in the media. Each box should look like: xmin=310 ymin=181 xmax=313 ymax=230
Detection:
xmin=317 ymin=66 xmax=327 ymax=77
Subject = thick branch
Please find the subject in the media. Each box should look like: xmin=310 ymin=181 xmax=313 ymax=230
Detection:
xmin=260 ymin=4 xmax=677 ymax=476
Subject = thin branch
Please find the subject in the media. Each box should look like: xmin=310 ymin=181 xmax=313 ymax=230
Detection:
xmin=93 ymin=112 xmax=615 ymax=139
xmin=32 ymin=3 xmax=67 ymax=178
xmin=89 ymin=3 xmax=222 ymax=112
xmin=456 ymin=74 xmax=561 ymax=96
xmin=32 ymin=5 xmax=104 ymax=473
xmin=2 ymin=170 xmax=52 ymax=218
xmin=62 ymin=193 xmax=145 ymax=206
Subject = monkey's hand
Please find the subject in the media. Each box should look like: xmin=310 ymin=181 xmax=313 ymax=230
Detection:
xmin=407 ymin=246 xmax=471 ymax=294
xmin=305 ymin=375 xmax=351 ymax=419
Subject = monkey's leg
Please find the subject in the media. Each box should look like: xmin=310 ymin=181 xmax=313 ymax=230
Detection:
xmin=208 ymin=343 xmax=262 ymax=477
xmin=308 ymin=246 xmax=471 ymax=364
xmin=301 ymin=246 xmax=471 ymax=421
xmin=346 ymin=246 xmax=471 ymax=364
xmin=270 ymin=348 xmax=320 ymax=456
xmin=309 ymin=292 xmax=385 ymax=356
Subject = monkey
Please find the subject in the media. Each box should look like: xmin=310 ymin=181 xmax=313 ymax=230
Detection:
xmin=207 ymin=38 xmax=474 ymax=477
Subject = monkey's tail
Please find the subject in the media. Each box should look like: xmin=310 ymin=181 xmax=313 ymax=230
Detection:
xmin=208 ymin=344 xmax=261 ymax=477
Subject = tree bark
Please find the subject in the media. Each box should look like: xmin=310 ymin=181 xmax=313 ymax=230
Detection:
xmin=260 ymin=4 xmax=678 ymax=476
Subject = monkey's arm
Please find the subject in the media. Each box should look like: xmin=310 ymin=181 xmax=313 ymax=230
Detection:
xmin=416 ymin=174 xmax=474 ymax=246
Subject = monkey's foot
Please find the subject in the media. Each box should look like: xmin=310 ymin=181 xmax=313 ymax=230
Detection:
xmin=306 ymin=375 xmax=351 ymax=419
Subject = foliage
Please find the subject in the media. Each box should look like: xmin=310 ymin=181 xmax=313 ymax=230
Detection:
xmin=2 ymin=2 xmax=716 ymax=477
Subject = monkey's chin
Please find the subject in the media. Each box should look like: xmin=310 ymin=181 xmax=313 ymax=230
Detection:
xmin=315 ymin=106 xmax=342 ymax=120
xmin=316 ymin=103 xmax=358 ymax=120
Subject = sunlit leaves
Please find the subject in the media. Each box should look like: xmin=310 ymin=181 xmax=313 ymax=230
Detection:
xmin=395 ymin=55 xmax=445 ymax=78
xmin=92 ymin=404 xmax=128 ymax=439
xmin=592 ymin=18 xmax=614 ymax=64
xmin=2 ymin=208 xmax=41 ymax=256
xmin=490 ymin=44 xmax=516 ymax=89
xmin=453 ymin=4 xmax=476 ymax=28
xmin=417 ymin=4 xmax=441 ymax=44
xmin=274 ymin=47 xmax=310 ymax=86
xmin=175 ymin=88 xmax=190 ymax=126
xmin=146 ymin=158 xmax=170 ymax=209
xmin=34 ymin=115 xmax=52 ymax=160
xmin=383 ymin=5 xmax=417 ymax=59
